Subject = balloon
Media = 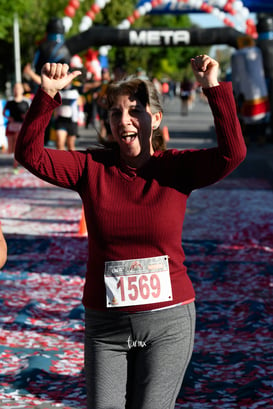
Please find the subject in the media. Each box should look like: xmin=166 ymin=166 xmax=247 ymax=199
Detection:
xmin=188 ymin=0 xmax=199 ymax=7
xmin=241 ymin=7 xmax=250 ymax=19
xmin=127 ymin=15 xmax=135 ymax=24
xmin=218 ymin=11 xmax=226 ymax=20
xmin=99 ymin=46 xmax=110 ymax=56
xmin=62 ymin=16 xmax=73 ymax=32
xmin=70 ymin=54 xmax=83 ymax=68
xmin=233 ymin=0 xmax=243 ymax=12
xmin=224 ymin=2 xmax=233 ymax=14
xmin=223 ymin=17 xmax=234 ymax=27
xmin=137 ymin=6 xmax=147 ymax=16
xmin=96 ymin=0 xmax=106 ymax=9
xmin=86 ymin=10 xmax=96 ymax=20
xmin=91 ymin=3 xmax=100 ymax=14
xmin=82 ymin=15 xmax=93 ymax=25
xmin=117 ymin=19 xmax=131 ymax=29
xmin=194 ymin=0 xmax=203 ymax=9
xmin=143 ymin=2 xmax=152 ymax=12
xmin=79 ymin=18 xmax=93 ymax=32
xmin=64 ymin=5 xmax=76 ymax=18
xmin=151 ymin=0 xmax=159 ymax=8
xmin=211 ymin=7 xmax=221 ymax=17
xmin=133 ymin=10 xmax=141 ymax=19
xmin=69 ymin=0 xmax=80 ymax=9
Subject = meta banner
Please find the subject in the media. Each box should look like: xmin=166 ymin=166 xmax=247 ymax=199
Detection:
xmin=66 ymin=26 xmax=244 ymax=55
xmin=129 ymin=30 xmax=190 ymax=46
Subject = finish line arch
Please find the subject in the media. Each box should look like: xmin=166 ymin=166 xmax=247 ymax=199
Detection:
xmin=64 ymin=26 xmax=249 ymax=57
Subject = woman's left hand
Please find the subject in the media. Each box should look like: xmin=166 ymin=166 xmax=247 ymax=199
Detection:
xmin=191 ymin=55 xmax=219 ymax=88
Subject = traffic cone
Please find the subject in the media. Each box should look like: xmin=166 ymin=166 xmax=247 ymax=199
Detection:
xmin=78 ymin=206 xmax=87 ymax=236
xmin=162 ymin=125 xmax=170 ymax=142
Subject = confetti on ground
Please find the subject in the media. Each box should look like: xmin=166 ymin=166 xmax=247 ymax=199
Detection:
xmin=0 ymin=168 xmax=272 ymax=409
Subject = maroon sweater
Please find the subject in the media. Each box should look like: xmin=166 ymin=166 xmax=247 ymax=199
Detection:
xmin=15 ymin=83 xmax=246 ymax=312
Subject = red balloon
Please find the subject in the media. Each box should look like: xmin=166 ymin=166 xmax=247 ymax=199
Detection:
xmin=91 ymin=3 xmax=100 ymax=14
xmin=86 ymin=10 xmax=96 ymax=20
xmin=127 ymin=16 xmax=135 ymax=24
xmin=64 ymin=5 xmax=76 ymax=18
xmin=151 ymin=0 xmax=158 ymax=7
xmin=133 ymin=10 xmax=140 ymax=19
xmin=69 ymin=0 xmax=80 ymax=9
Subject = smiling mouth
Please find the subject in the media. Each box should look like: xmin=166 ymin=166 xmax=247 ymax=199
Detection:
xmin=121 ymin=132 xmax=137 ymax=143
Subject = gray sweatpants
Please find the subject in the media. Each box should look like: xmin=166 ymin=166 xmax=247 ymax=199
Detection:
xmin=84 ymin=302 xmax=196 ymax=409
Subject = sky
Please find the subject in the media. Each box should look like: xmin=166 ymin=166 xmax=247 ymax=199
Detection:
xmin=189 ymin=12 xmax=257 ymax=29
xmin=188 ymin=12 xmax=257 ymax=59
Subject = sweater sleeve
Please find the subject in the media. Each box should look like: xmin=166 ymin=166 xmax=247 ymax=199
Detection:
xmin=15 ymin=87 xmax=87 ymax=190
xmin=173 ymin=82 xmax=247 ymax=193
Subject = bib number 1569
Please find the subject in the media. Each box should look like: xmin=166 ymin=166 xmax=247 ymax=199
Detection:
xmin=105 ymin=270 xmax=173 ymax=308
xmin=117 ymin=273 xmax=160 ymax=302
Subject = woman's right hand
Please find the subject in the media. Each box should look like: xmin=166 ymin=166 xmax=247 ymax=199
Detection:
xmin=41 ymin=63 xmax=81 ymax=98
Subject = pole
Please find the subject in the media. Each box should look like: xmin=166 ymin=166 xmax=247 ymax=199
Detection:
xmin=13 ymin=13 xmax=22 ymax=83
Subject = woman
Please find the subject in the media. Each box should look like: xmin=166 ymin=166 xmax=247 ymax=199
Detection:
xmin=3 ymin=82 xmax=30 ymax=169
xmin=15 ymin=55 xmax=246 ymax=409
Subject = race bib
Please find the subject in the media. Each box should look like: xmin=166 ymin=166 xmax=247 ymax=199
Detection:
xmin=104 ymin=255 xmax=173 ymax=308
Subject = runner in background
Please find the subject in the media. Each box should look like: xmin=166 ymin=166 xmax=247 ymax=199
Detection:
xmin=180 ymin=76 xmax=195 ymax=116
xmin=3 ymin=83 xmax=30 ymax=170
xmin=54 ymin=83 xmax=80 ymax=150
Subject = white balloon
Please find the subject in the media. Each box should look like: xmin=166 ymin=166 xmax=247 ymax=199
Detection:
xmin=82 ymin=15 xmax=92 ymax=25
xmin=62 ymin=17 xmax=73 ymax=33
xmin=117 ymin=19 xmax=131 ymax=29
xmin=218 ymin=11 xmax=226 ymax=21
xmin=233 ymin=0 xmax=243 ymax=12
xmin=143 ymin=2 xmax=152 ymax=12
xmin=99 ymin=46 xmax=109 ymax=56
xmin=240 ymin=7 xmax=250 ymax=19
xmin=187 ymin=0 xmax=197 ymax=7
xmin=194 ymin=0 xmax=203 ymax=9
xmin=137 ymin=6 xmax=147 ymax=16
xmin=95 ymin=0 xmax=106 ymax=8
xmin=211 ymin=7 xmax=221 ymax=17
xmin=79 ymin=19 xmax=93 ymax=32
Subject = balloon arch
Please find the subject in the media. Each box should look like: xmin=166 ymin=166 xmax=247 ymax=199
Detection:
xmin=60 ymin=0 xmax=257 ymax=75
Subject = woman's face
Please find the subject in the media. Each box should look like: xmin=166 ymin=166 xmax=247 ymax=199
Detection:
xmin=109 ymin=93 xmax=162 ymax=166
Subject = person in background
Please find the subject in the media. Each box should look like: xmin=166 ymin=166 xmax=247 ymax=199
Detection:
xmin=54 ymin=83 xmax=80 ymax=150
xmin=96 ymin=67 xmax=112 ymax=142
xmin=0 ymin=223 xmax=7 ymax=269
xmin=180 ymin=76 xmax=195 ymax=115
xmin=15 ymin=55 xmax=246 ymax=409
xmin=3 ymin=82 xmax=30 ymax=170
xmin=161 ymin=79 xmax=170 ymax=103
xmin=83 ymin=72 xmax=101 ymax=130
